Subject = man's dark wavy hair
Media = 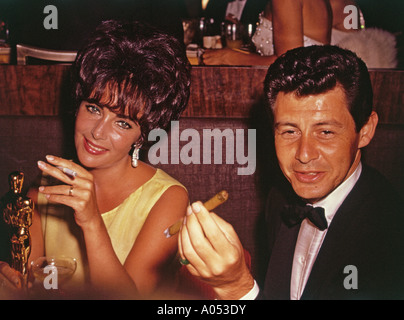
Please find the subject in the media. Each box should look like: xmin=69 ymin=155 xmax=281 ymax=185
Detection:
xmin=73 ymin=20 xmax=191 ymax=144
xmin=264 ymin=45 xmax=373 ymax=132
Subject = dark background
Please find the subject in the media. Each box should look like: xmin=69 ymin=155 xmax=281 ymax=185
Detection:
xmin=0 ymin=0 xmax=189 ymax=49
xmin=0 ymin=0 xmax=403 ymax=66
xmin=357 ymin=0 xmax=404 ymax=68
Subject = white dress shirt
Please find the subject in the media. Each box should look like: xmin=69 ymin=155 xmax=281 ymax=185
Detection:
xmin=290 ymin=162 xmax=362 ymax=299
xmin=242 ymin=162 xmax=363 ymax=300
xmin=225 ymin=0 xmax=247 ymax=21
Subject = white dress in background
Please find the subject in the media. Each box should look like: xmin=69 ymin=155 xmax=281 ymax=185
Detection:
xmin=252 ymin=12 xmax=323 ymax=57
xmin=251 ymin=12 xmax=397 ymax=68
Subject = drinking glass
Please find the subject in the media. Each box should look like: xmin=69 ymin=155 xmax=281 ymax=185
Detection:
xmin=30 ymin=256 xmax=77 ymax=297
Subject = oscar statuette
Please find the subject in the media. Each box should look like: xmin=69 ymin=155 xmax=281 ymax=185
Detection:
xmin=2 ymin=171 xmax=34 ymax=290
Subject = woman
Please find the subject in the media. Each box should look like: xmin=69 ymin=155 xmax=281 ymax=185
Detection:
xmin=203 ymin=0 xmax=332 ymax=65
xmin=250 ymin=0 xmax=365 ymax=59
xmin=329 ymin=0 xmax=397 ymax=68
xmin=203 ymin=0 xmax=397 ymax=68
xmin=0 ymin=20 xmax=191 ymax=298
xmin=330 ymin=0 xmax=365 ymax=44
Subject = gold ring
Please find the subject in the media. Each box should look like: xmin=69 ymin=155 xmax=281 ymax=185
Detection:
xmin=179 ymin=257 xmax=190 ymax=265
xmin=69 ymin=186 xmax=74 ymax=196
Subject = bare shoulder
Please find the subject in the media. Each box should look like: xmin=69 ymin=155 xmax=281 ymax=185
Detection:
xmin=153 ymin=184 xmax=189 ymax=213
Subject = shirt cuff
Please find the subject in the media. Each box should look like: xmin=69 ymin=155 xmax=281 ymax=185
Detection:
xmin=239 ymin=280 xmax=259 ymax=300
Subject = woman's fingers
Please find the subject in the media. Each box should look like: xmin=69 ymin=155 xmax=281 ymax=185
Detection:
xmin=38 ymin=184 xmax=73 ymax=197
xmin=37 ymin=155 xmax=91 ymax=184
xmin=37 ymin=155 xmax=93 ymax=200
xmin=37 ymin=155 xmax=99 ymax=226
xmin=40 ymin=186 xmax=89 ymax=209
xmin=37 ymin=160 xmax=73 ymax=185
xmin=0 ymin=262 xmax=22 ymax=289
xmin=202 ymin=48 xmax=250 ymax=66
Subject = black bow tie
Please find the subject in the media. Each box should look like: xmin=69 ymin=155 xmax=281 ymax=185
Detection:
xmin=282 ymin=204 xmax=328 ymax=231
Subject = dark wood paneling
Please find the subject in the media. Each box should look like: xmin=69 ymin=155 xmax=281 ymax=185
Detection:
xmin=369 ymin=70 xmax=404 ymax=123
xmin=185 ymin=66 xmax=267 ymax=118
xmin=0 ymin=65 xmax=70 ymax=115
xmin=0 ymin=65 xmax=403 ymax=124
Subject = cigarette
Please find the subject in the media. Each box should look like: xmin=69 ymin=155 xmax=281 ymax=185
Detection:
xmin=56 ymin=166 xmax=77 ymax=177
xmin=164 ymin=190 xmax=229 ymax=238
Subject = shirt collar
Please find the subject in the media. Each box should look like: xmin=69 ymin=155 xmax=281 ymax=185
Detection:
xmin=313 ymin=162 xmax=362 ymax=225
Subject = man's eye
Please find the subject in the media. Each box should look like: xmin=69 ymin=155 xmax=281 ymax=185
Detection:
xmin=280 ymin=129 xmax=298 ymax=137
xmin=317 ymin=130 xmax=336 ymax=139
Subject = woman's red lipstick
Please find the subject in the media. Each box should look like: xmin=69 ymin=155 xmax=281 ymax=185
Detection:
xmin=83 ymin=138 xmax=108 ymax=155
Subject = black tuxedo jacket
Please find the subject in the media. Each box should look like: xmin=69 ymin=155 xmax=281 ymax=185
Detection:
xmin=260 ymin=165 xmax=404 ymax=299
xmin=204 ymin=0 xmax=268 ymax=24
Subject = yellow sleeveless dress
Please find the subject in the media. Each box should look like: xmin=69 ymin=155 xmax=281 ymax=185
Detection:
xmin=37 ymin=169 xmax=186 ymax=287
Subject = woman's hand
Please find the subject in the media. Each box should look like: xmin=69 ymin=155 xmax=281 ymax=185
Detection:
xmin=178 ymin=201 xmax=254 ymax=299
xmin=202 ymin=48 xmax=251 ymax=65
xmin=37 ymin=155 xmax=100 ymax=228
xmin=202 ymin=48 xmax=276 ymax=66
xmin=0 ymin=262 xmax=23 ymax=292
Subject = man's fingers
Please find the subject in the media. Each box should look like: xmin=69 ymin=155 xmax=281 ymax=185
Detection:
xmin=189 ymin=202 xmax=237 ymax=255
xmin=183 ymin=206 xmax=219 ymax=260
xmin=209 ymin=212 xmax=241 ymax=247
xmin=179 ymin=220 xmax=208 ymax=277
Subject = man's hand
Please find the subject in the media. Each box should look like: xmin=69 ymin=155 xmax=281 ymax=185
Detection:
xmin=178 ymin=201 xmax=254 ymax=299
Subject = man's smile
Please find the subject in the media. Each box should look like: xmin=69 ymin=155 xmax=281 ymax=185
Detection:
xmin=293 ymin=170 xmax=325 ymax=183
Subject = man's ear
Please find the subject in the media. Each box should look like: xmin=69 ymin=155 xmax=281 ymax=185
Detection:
xmin=358 ymin=111 xmax=378 ymax=149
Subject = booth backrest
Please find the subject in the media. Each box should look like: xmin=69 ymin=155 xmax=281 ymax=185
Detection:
xmin=1 ymin=66 xmax=403 ymax=279
xmin=0 ymin=114 xmax=275 ymax=276
xmin=1 ymin=113 xmax=404 ymax=278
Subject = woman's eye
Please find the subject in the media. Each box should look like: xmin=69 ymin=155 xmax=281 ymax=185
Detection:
xmin=86 ymin=104 xmax=101 ymax=114
xmin=116 ymin=120 xmax=132 ymax=130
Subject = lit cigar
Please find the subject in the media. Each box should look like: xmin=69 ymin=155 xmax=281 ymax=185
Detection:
xmin=164 ymin=190 xmax=229 ymax=238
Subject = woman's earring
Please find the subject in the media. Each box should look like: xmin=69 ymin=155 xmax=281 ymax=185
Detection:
xmin=131 ymin=143 xmax=141 ymax=168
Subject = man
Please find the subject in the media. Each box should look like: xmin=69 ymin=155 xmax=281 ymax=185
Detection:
xmin=179 ymin=45 xmax=404 ymax=299
xmin=203 ymin=0 xmax=267 ymax=34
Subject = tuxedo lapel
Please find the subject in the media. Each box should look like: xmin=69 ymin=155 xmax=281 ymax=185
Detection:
xmin=263 ymin=222 xmax=300 ymax=299
xmin=264 ymin=165 xmax=404 ymax=299
xmin=301 ymin=167 xmax=374 ymax=299
xmin=300 ymin=202 xmax=363 ymax=298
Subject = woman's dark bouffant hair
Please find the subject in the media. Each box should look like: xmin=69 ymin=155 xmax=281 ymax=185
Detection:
xmin=264 ymin=45 xmax=373 ymax=132
xmin=73 ymin=20 xmax=191 ymax=144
